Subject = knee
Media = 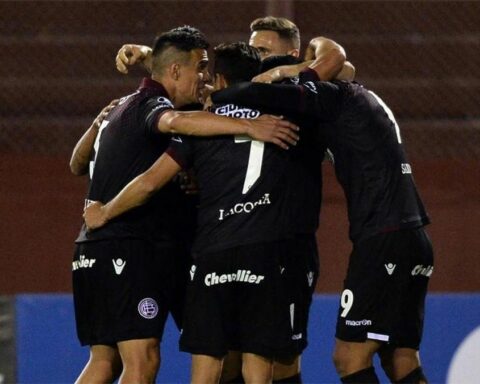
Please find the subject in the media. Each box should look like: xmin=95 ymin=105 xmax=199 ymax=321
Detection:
xmin=332 ymin=342 xmax=375 ymax=377
xmin=119 ymin=340 xmax=160 ymax=381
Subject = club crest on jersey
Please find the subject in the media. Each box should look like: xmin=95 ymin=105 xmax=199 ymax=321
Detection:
xmin=214 ymin=104 xmax=260 ymax=119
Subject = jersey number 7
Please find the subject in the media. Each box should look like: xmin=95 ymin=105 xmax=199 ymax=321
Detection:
xmin=235 ymin=135 xmax=265 ymax=194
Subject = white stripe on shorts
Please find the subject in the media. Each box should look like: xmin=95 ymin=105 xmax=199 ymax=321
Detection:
xmin=367 ymin=332 xmax=390 ymax=342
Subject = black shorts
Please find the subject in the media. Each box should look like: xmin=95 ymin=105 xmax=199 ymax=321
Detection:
xmin=72 ymin=238 xmax=189 ymax=346
xmin=335 ymin=227 xmax=434 ymax=349
xmin=179 ymin=236 xmax=318 ymax=359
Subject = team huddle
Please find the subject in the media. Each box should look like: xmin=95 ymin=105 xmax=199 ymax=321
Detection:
xmin=70 ymin=17 xmax=433 ymax=384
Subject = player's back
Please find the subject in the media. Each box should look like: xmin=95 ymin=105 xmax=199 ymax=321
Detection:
xmin=77 ymin=80 xmax=187 ymax=245
xmin=322 ymin=81 xmax=430 ymax=241
xmin=168 ymin=102 xmax=322 ymax=255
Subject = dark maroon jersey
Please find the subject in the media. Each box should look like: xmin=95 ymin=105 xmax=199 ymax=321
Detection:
xmin=167 ymin=101 xmax=323 ymax=255
xmin=76 ymin=78 xmax=191 ymax=245
xmin=213 ymin=74 xmax=430 ymax=242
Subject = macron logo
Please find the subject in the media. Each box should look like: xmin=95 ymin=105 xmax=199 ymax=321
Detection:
xmin=112 ymin=258 xmax=126 ymax=275
xmin=385 ymin=263 xmax=396 ymax=275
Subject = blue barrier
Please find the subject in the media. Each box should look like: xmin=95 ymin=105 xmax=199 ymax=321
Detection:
xmin=16 ymin=294 xmax=480 ymax=383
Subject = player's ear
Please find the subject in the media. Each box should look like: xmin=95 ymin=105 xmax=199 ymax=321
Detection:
xmin=169 ymin=63 xmax=180 ymax=81
xmin=214 ymin=73 xmax=228 ymax=90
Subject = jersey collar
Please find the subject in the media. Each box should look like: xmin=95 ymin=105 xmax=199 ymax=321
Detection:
xmin=139 ymin=77 xmax=169 ymax=96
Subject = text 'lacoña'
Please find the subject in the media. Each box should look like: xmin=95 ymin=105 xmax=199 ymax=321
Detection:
xmin=218 ymin=193 xmax=271 ymax=221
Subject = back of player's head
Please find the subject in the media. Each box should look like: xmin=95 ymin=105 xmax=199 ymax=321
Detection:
xmin=213 ymin=42 xmax=261 ymax=84
xmin=151 ymin=26 xmax=209 ymax=74
xmin=260 ymin=54 xmax=303 ymax=73
xmin=250 ymin=16 xmax=300 ymax=49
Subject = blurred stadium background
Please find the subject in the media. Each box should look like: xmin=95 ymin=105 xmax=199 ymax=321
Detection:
xmin=0 ymin=1 xmax=479 ymax=383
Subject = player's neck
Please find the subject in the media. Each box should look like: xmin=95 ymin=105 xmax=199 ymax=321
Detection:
xmin=151 ymin=74 xmax=180 ymax=107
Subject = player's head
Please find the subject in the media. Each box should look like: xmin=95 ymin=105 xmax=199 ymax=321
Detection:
xmin=151 ymin=26 xmax=210 ymax=107
xmin=249 ymin=16 xmax=300 ymax=60
xmin=212 ymin=42 xmax=261 ymax=90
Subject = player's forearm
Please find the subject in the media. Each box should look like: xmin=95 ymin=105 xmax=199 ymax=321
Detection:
xmin=69 ymin=124 xmax=98 ymax=176
xmin=101 ymin=154 xmax=181 ymax=222
xmin=211 ymin=83 xmax=304 ymax=116
xmin=306 ymin=37 xmax=346 ymax=81
xmin=159 ymin=110 xmax=252 ymax=137
xmin=140 ymin=46 xmax=153 ymax=73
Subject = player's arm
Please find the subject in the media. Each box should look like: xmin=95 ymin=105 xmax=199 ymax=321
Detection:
xmin=157 ymin=110 xmax=299 ymax=150
xmin=253 ymin=36 xmax=353 ymax=83
xmin=116 ymin=44 xmax=152 ymax=74
xmin=69 ymin=100 xmax=118 ymax=176
xmin=83 ymin=153 xmax=181 ymax=230
xmin=211 ymin=81 xmax=341 ymax=122
xmin=304 ymin=36 xmax=347 ymax=80
xmin=211 ymin=82 xmax=307 ymax=117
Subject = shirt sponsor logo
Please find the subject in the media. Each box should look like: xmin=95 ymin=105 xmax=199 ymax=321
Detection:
xmin=411 ymin=264 xmax=434 ymax=277
xmin=204 ymin=270 xmax=265 ymax=286
xmin=72 ymin=254 xmax=96 ymax=271
xmin=214 ymin=104 xmax=260 ymax=119
xmin=138 ymin=298 xmax=159 ymax=319
xmin=112 ymin=258 xmax=126 ymax=275
xmin=218 ymin=193 xmax=271 ymax=221
xmin=345 ymin=319 xmax=372 ymax=326
xmin=401 ymin=163 xmax=412 ymax=174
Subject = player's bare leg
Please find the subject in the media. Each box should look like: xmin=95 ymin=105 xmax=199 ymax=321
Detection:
xmin=75 ymin=344 xmax=122 ymax=384
xmin=117 ymin=338 xmax=159 ymax=384
xmin=242 ymin=353 xmax=273 ymax=384
xmin=379 ymin=347 xmax=427 ymax=383
xmin=333 ymin=339 xmax=381 ymax=382
xmin=191 ymin=354 xmax=224 ymax=384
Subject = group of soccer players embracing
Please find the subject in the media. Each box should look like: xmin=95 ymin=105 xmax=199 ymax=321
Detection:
xmin=71 ymin=16 xmax=433 ymax=384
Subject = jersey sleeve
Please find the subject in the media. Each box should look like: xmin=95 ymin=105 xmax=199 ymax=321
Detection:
xmin=165 ymin=135 xmax=194 ymax=170
xmin=142 ymin=96 xmax=175 ymax=135
xmin=211 ymin=82 xmax=307 ymax=116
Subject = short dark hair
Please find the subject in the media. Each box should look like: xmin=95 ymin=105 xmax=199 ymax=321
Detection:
xmin=250 ymin=16 xmax=300 ymax=49
xmin=213 ymin=42 xmax=261 ymax=84
xmin=260 ymin=54 xmax=302 ymax=73
xmin=152 ymin=26 xmax=209 ymax=56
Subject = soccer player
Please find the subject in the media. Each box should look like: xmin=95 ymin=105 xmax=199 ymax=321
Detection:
xmin=212 ymin=66 xmax=434 ymax=384
xmin=71 ymin=27 xmax=298 ymax=384
xmin=113 ymin=17 xmax=352 ymax=383
xmin=83 ymin=42 xmax=324 ymax=384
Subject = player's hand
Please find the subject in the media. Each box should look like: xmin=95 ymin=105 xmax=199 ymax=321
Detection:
xmin=175 ymin=170 xmax=199 ymax=195
xmin=115 ymin=44 xmax=152 ymax=74
xmin=246 ymin=115 xmax=299 ymax=150
xmin=83 ymin=201 xmax=108 ymax=230
xmin=92 ymin=99 xmax=118 ymax=129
